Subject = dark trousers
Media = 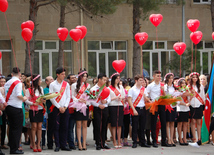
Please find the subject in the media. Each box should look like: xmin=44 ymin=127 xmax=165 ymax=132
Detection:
xmin=151 ymin=105 xmax=166 ymax=144
xmin=42 ymin=130 xmax=46 ymax=146
xmin=6 ymin=106 xmax=23 ymax=153
xmin=1 ymin=111 xmax=6 ymax=145
xmin=122 ymin=114 xmax=130 ymax=139
xmin=47 ymin=112 xmax=54 ymax=148
xmin=53 ymin=107 xmax=69 ymax=148
xmin=132 ymin=107 xmax=146 ymax=144
xmin=67 ymin=113 xmax=76 ymax=147
xmin=93 ymin=107 xmax=108 ymax=147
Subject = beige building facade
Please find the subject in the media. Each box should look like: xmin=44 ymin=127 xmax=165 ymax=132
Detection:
xmin=0 ymin=0 xmax=213 ymax=79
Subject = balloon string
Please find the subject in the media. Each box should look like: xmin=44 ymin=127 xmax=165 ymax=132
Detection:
xmin=76 ymin=42 xmax=80 ymax=72
xmin=80 ymin=40 xmax=82 ymax=70
xmin=195 ymin=45 xmax=197 ymax=72
xmin=191 ymin=41 xmax=193 ymax=73
xmin=27 ymin=42 xmax=34 ymax=93
xmin=62 ymin=41 xmax=64 ymax=69
xmin=4 ymin=12 xmax=18 ymax=69
xmin=156 ymin=27 xmax=160 ymax=71
xmin=180 ymin=55 xmax=181 ymax=77
xmin=141 ymin=45 xmax=143 ymax=75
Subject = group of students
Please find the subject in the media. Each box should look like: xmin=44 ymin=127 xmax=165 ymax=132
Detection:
xmin=0 ymin=66 xmax=212 ymax=154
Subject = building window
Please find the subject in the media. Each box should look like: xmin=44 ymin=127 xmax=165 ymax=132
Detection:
xmin=165 ymin=0 xmax=177 ymax=4
xmin=0 ymin=40 xmax=12 ymax=76
xmin=193 ymin=0 xmax=211 ymax=4
xmin=88 ymin=41 xmax=127 ymax=78
xmin=34 ymin=40 xmax=72 ymax=80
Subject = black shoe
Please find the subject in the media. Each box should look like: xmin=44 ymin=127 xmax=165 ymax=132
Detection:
xmin=54 ymin=147 xmax=60 ymax=152
xmin=69 ymin=146 xmax=76 ymax=150
xmin=10 ymin=150 xmax=24 ymax=154
xmin=141 ymin=143 xmax=151 ymax=148
xmin=147 ymin=141 xmax=152 ymax=145
xmin=132 ymin=143 xmax=137 ymax=148
xmin=96 ymin=145 xmax=101 ymax=150
xmin=102 ymin=145 xmax=111 ymax=149
xmin=82 ymin=148 xmax=87 ymax=151
xmin=179 ymin=141 xmax=185 ymax=146
xmin=161 ymin=143 xmax=171 ymax=147
xmin=61 ymin=146 xmax=71 ymax=151
xmin=153 ymin=143 xmax=158 ymax=148
xmin=197 ymin=140 xmax=202 ymax=145
xmin=172 ymin=143 xmax=176 ymax=147
xmin=0 ymin=152 xmax=4 ymax=155
xmin=184 ymin=143 xmax=188 ymax=146
xmin=48 ymin=146 xmax=53 ymax=150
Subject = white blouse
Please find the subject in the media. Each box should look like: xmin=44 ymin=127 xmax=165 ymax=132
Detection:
xmin=176 ymin=92 xmax=190 ymax=112
xmin=108 ymin=86 xmax=125 ymax=106
xmin=164 ymin=84 xmax=176 ymax=108
xmin=189 ymin=84 xmax=205 ymax=108
xmin=71 ymin=82 xmax=91 ymax=106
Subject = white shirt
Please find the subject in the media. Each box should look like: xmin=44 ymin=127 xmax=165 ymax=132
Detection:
xmin=49 ymin=80 xmax=70 ymax=109
xmin=4 ymin=76 xmax=22 ymax=109
xmin=146 ymin=81 xmax=162 ymax=101
xmin=108 ymin=86 xmax=125 ymax=106
xmin=128 ymin=85 xmax=148 ymax=108
xmin=176 ymin=99 xmax=190 ymax=112
xmin=71 ymin=82 xmax=91 ymax=106
xmin=25 ymin=87 xmax=44 ymax=110
xmin=164 ymin=84 xmax=176 ymax=108
xmin=189 ymin=84 xmax=205 ymax=108
xmin=90 ymin=84 xmax=111 ymax=107
xmin=0 ymin=92 xmax=5 ymax=104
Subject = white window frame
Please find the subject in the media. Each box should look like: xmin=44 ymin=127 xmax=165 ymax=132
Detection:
xmin=35 ymin=40 xmax=72 ymax=80
xmin=88 ymin=41 xmax=127 ymax=77
xmin=193 ymin=0 xmax=211 ymax=4
xmin=0 ymin=40 xmax=12 ymax=75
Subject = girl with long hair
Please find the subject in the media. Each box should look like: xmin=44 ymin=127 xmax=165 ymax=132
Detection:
xmin=108 ymin=73 xmax=125 ymax=148
xmin=25 ymin=74 xmax=45 ymax=152
xmin=164 ymin=73 xmax=176 ymax=146
xmin=188 ymin=72 xmax=205 ymax=145
xmin=71 ymin=70 xmax=90 ymax=150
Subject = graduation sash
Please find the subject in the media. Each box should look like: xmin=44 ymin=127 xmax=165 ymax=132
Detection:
xmin=160 ymin=82 xmax=165 ymax=96
xmin=109 ymin=85 xmax=124 ymax=105
xmin=76 ymin=83 xmax=89 ymax=99
xmin=50 ymin=81 xmax=67 ymax=112
xmin=6 ymin=80 xmax=20 ymax=102
xmin=188 ymin=85 xmax=205 ymax=105
xmin=129 ymin=87 xmax=145 ymax=116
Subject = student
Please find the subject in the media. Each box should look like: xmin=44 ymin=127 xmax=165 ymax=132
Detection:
xmin=128 ymin=74 xmax=151 ymax=148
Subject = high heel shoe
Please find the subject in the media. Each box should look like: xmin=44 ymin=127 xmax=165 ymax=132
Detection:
xmin=33 ymin=148 xmax=38 ymax=152
xmin=82 ymin=148 xmax=87 ymax=150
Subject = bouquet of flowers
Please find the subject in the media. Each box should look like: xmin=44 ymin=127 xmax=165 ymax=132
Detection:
xmin=178 ymin=86 xmax=193 ymax=96
xmin=84 ymin=83 xmax=106 ymax=100
xmin=145 ymin=95 xmax=182 ymax=115
xmin=36 ymin=91 xmax=61 ymax=103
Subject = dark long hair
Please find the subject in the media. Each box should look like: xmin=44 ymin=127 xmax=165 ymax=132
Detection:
xmin=76 ymin=70 xmax=88 ymax=94
xmin=165 ymin=74 xmax=175 ymax=91
xmin=190 ymin=74 xmax=201 ymax=93
xmin=111 ymin=74 xmax=120 ymax=88
xmin=30 ymin=74 xmax=42 ymax=96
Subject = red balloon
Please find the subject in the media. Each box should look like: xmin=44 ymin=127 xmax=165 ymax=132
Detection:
xmin=69 ymin=29 xmax=82 ymax=42
xmin=173 ymin=42 xmax=186 ymax=56
xmin=21 ymin=20 xmax=34 ymax=31
xmin=0 ymin=0 xmax=8 ymax=13
xmin=212 ymin=32 xmax=214 ymax=40
xmin=190 ymin=31 xmax=203 ymax=45
xmin=0 ymin=51 xmax=2 ymax=60
xmin=112 ymin=60 xmax=126 ymax=73
xmin=57 ymin=27 xmax=68 ymax=41
xmin=76 ymin=25 xmax=87 ymax=39
xmin=21 ymin=28 xmax=33 ymax=42
xmin=149 ymin=14 xmax=163 ymax=27
xmin=135 ymin=32 xmax=148 ymax=46
xmin=99 ymin=87 xmax=110 ymax=100
xmin=187 ymin=19 xmax=200 ymax=32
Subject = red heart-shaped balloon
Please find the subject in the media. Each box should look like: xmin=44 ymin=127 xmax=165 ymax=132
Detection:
xmin=135 ymin=32 xmax=148 ymax=46
xmin=173 ymin=42 xmax=186 ymax=56
xmin=0 ymin=51 xmax=2 ymax=60
xmin=190 ymin=31 xmax=203 ymax=45
xmin=21 ymin=28 xmax=33 ymax=42
xmin=76 ymin=25 xmax=87 ymax=39
xmin=212 ymin=32 xmax=214 ymax=40
xmin=57 ymin=27 xmax=68 ymax=41
xmin=149 ymin=14 xmax=163 ymax=27
xmin=69 ymin=29 xmax=82 ymax=42
xmin=112 ymin=60 xmax=126 ymax=73
xmin=0 ymin=0 xmax=8 ymax=13
xmin=21 ymin=20 xmax=34 ymax=31
xmin=100 ymin=86 xmax=110 ymax=100
xmin=187 ymin=19 xmax=200 ymax=32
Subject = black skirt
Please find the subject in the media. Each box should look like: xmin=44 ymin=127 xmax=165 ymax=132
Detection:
xmin=29 ymin=109 xmax=43 ymax=123
xmin=166 ymin=107 xmax=176 ymax=122
xmin=74 ymin=106 xmax=89 ymax=121
xmin=210 ymin=117 xmax=214 ymax=134
xmin=109 ymin=106 xmax=124 ymax=127
xmin=190 ymin=105 xmax=203 ymax=119
xmin=177 ymin=111 xmax=189 ymax=122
